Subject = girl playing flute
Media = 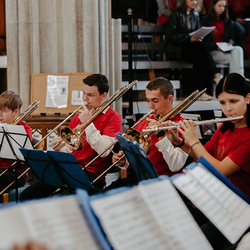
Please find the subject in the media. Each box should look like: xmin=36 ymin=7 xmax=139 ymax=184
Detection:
xmin=172 ymin=73 xmax=250 ymax=197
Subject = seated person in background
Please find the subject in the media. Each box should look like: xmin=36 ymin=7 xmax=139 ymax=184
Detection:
xmin=165 ymin=0 xmax=221 ymax=100
xmin=174 ymin=73 xmax=250 ymax=198
xmin=108 ymin=77 xmax=188 ymax=189
xmin=20 ymin=74 xmax=122 ymax=201
xmin=156 ymin=0 xmax=178 ymax=26
xmin=0 ymin=91 xmax=32 ymax=193
xmin=227 ymin=0 xmax=250 ymax=50
xmin=201 ymin=0 xmax=244 ymax=76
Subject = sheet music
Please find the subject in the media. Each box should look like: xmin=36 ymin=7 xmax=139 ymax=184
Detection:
xmin=216 ymin=42 xmax=234 ymax=52
xmin=172 ymin=164 xmax=250 ymax=244
xmin=91 ymin=179 xmax=212 ymax=250
xmin=189 ymin=26 xmax=215 ymax=39
xmin=0 ymin=195 xmax=100 ymax=250
xmin=0 ymin=124 xmax=33 ymax=161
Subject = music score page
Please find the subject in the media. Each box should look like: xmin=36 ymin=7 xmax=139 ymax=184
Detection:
xmin=0 ymin=195 xmax=101 ymax=250
xmin=91 ymin=179 xmax=212 ymax=250
xmin=172 ymin=164 xmax=250 ymax=244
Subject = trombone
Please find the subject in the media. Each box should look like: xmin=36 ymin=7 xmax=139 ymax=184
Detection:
xmin=0 ymin=101 xmax=40 ymax=178
xmin=59 ymin=80 xmax=138 ymax=150
xmin=90 ymin=88 xmax=207 ymax=184
xmin=0 ymin=80 xmax=139 ymax=195
xmin=12 ymin=101 xmax=40 ymax=125
xmin=0 ymin=106 xmax=81 ymax=195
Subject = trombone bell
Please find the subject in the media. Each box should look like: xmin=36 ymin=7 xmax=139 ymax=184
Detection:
xmin=60 ymin=126 xmax=83 ymax=150
xmin=124 ymin=128 xmax=150 ymax=153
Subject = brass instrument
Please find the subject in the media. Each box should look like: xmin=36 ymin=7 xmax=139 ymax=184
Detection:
xmin=59 ymin=80 xmax=138 ymax=150
xmin=84 ymin=109 xmax=154 ymax=183
xmin=91 ymin=88 xmax=207 ymax=184
xmin=12 ymin=101 xmax=40 ymax=125
xmin=0 ymin=80 xmax=138 ymax=195
xmin=0 ymin=106 xmax=82 ymax=195
xmin=0 ymin=101 xmax=40 ymax=179
xmin=141 ymin=116 xmax=244 ymax=133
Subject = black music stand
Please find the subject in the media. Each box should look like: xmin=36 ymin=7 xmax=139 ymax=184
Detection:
xmin=116 ymin=133 xmax=158 ymax=181
xmin=0 ymin=124 xmax=33 ymax=202
xmin=19 ymin=148 xmax=95 ymax=193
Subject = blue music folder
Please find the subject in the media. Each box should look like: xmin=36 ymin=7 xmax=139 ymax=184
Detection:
xmin=116 ymin=133 xmax=158 ymax=180
xmin=20 ymin=148 xmax=95 ymax=192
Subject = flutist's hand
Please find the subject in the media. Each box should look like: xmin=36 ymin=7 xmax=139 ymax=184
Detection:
xmin=78 ymin=104 xmax=92 ymax=123
xmin=177 ymin=120 xmax=199 ymax=146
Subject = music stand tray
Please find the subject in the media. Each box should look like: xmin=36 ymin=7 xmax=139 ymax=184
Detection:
xmin=116 ymin=133 xmax=158 ymax=181
xmin=19 ymin=148 xmax=95 ymax=192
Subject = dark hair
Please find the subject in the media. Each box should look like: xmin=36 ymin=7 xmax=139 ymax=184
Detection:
xmin=208 ymin=0 xmax=229 ymax=22
xmin=83 ymin=74 xmax=109 ymax=95
xmin=216 ymin=73 xmax=250 ymax=132
xmin=146 ymin=77 xmax=174 ymax=99
xmin=0 ymin=91 xmax=23 ymax=111
xmin=177 ymin=0 xmax=199 ymax=12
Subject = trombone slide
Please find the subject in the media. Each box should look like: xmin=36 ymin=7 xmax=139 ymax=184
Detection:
xmin=142 ymin=116 xmax=244 ymax=133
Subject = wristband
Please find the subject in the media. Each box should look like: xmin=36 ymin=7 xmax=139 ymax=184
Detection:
xmin=173 ymin=138 xmax=185 ymax=148
xmin=188 ymin=141 xmax=201 ymax=154
xmin=156 ymin=130 xmax=165 ymax=138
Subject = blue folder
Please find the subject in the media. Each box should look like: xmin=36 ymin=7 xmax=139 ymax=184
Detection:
xmin=116 ymin=133 xmax=158 ymax=180
xmin=20 ymin=148 xmax=95 ymax=192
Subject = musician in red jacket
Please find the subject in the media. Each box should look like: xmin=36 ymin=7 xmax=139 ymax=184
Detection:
xmin=0 ymin=91 xmax=32 ymax=192
xmin=20 ymin=74 xmax=122 ymax=200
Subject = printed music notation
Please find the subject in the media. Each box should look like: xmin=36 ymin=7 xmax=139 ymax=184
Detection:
xmin=173 ymin=163 xmax=250 ymax=244
xmin=0 ymin=196 xmax=100 ymax=250
xmin=91 ymin=179 xmax=213 ymax=250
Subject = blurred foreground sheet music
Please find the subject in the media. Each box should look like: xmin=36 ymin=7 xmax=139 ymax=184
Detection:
xmin=0 ymin=194 xmax=110 ymax=250
xmin=91 ymin=178 xmax=213 ymax=250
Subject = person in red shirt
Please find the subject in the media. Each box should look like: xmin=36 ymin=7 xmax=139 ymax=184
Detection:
xmin=20 ymin=74 xmax=122 ymax=200
xmin=109 ymin=77 xmax=189 ymax=189
xmin=176 ymin=73 xmax=250 ymax=198
xmin=201 ymin=0 xmax=244 ymax=75
xmin=0 ymin=91 xmax=32 ymax=192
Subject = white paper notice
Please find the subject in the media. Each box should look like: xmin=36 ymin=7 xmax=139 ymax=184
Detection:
xmin=46 ymin=75 xmax=69 ymax=108
xmin=71 ymin=90 xmax=84 ymax=105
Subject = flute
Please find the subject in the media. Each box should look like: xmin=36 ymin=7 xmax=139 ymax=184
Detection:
xmin=142 ymin=115 xmax=244 ymax=133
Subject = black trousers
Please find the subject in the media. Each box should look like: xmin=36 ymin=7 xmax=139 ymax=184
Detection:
xmin=181 ymin=41 xmax=217 ymax=96
xmin=0 ymin=168 xmax=25 ymax=191
xmin=20 ymin=171 xmax=104 ymax=201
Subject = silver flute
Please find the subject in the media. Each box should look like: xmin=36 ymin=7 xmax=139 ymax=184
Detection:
xmin=142 ymin=115 xmax=244 ymax=133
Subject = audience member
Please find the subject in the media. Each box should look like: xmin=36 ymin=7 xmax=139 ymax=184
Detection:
xmin=156 ymin=0 xmax=178 ymax=26
xmin=227 ymin=0 xmax=250 ymax=51
xmin=165 ymin=0 xmax=221 ymax=99
xmin=201 ymin=0 xmax=244 ymax=76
